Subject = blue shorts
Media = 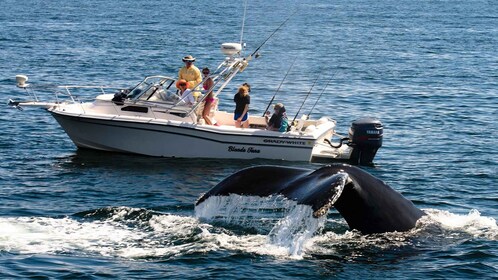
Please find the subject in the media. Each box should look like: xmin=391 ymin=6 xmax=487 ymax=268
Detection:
xmin=234 ymin=112 xmax=248 ymax=122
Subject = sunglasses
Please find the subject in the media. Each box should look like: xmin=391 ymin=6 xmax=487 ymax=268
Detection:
xmin=203 ymin=72 xmax=209 ymax=75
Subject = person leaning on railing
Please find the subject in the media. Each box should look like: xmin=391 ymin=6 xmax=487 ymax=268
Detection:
xmin=201 ymin=67 xmax=215 ymax=125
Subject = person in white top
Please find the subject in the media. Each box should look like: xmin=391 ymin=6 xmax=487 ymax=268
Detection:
xmin=177 ymin=79 xmax=195 ymax=106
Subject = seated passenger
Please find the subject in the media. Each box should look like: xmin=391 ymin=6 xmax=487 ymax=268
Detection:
xmin=177 ymin=79 xmax=195 ymax=106
xmin=265 ymin=103 xmax=288 ymax=132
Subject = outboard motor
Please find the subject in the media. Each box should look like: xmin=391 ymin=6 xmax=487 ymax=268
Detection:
xmin=348 ymin=117 xmax=383 ymax=165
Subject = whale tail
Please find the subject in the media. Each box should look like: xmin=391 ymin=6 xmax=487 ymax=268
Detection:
xmin=196 ymin=164 xmax=425 ymax=234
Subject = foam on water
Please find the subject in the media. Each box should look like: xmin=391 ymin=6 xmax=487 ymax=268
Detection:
xmin=0 ymin=204 xmax=318 ymax=260
xmin=419 ymin=209 xmax=498 ymax=240
xmin=305 ymin=209 xmax=498 ymax=260
xmin=0 ymin=216 xmax=149 ymax=256
xmin=0 ymin=206 xmax=496 ymax=261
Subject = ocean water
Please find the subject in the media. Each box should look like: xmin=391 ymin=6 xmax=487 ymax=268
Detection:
xmin=1 ymin=0 xmax=497 ymax=278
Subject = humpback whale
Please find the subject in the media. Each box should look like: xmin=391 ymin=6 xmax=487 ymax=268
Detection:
xmin=196 ymin=164 xmax=425 ymax=234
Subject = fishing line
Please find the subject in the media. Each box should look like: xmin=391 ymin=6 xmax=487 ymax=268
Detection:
xmin=306 ymin=76 xmax=333 ymax=119
xmin=262 ymin=56 xmax=297 ymax=116
xmin=290 ymin=76 xmax=320 ymax=129
xmin=249 ymin=10 xmax=298 ymax=58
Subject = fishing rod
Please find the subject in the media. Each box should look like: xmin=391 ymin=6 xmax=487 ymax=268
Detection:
xmin=204 ymin=10 xmax=296 ymax=107
xmin=262 ymin=56 xmax=297 ymax=116
xmin=306 ymin=77 xmax=333 ymax=119
xmin=212 ymin=10 xmax=296 ymax=84
xmin=249 ymin=10 xmax=297 ymax=58
xmin=290 ymin=76 xmax=320 ymax=129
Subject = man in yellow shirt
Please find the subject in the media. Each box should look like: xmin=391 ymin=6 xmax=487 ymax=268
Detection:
xmin=178 ymin=55 xmax=202 ymax=90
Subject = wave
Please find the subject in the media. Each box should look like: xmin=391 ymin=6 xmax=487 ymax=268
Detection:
xmin=0 ymin=205 xmax=496 ymax=261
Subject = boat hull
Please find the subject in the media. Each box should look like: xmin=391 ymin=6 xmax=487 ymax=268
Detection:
xmin=50 ymin=111 xmax=316 ymax=161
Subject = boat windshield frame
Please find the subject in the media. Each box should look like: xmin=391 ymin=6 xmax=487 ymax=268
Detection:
xmin=121 ymin=56 xmax=250 ymax=116
xmin=126 ymin=76 xmax=177 ymax=101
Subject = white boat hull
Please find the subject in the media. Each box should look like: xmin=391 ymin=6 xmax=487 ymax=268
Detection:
xmin=51 ymin=111 xmax=317 ymax=161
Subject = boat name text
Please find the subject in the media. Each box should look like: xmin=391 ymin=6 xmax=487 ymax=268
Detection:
xmin=228 ymin=146 xmax=261 ymax=153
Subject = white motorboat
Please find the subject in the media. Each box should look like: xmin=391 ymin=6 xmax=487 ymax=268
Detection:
xmin=9 ymin=43 xmax=383 ymax=165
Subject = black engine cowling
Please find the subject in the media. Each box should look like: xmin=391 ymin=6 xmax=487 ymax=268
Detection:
xmin=348 ymin=117 xmax=383 ymax=165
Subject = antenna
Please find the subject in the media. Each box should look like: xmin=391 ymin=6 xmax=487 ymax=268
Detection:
xmin=221 ymin=0 xmax=249 ymax=58
xmin=240 ymin=0 xmax=248 ymax=51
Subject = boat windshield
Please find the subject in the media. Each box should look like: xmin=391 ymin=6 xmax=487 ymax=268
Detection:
xmin=127 ymin=76 xmax=179 ymax=103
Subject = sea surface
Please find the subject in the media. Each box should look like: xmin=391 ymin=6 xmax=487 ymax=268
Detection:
xmin=1 ymin=0 xmax=497 ymax=279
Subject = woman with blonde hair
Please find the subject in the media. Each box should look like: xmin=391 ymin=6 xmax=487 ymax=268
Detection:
xmin=233 ymin=85 xmax=250 ymax=128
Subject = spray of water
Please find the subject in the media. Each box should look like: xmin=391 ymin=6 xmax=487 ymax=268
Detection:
xmin=195 ymin=194 xmax=327 ymax=256
xmin=268 ymin=205 xmax=327 ymax=256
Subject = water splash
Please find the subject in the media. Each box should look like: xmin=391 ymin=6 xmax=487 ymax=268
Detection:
xmin=195 ymin=194 xmax=296 ymax=232
xmin=195 ymin=194 xmax=325 ymax=257
xmin=268 ymin=205 xmax=326 ymax=256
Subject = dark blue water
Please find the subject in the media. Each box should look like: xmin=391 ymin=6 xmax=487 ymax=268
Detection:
xmin=1 ymin=0 xmax=497 ymax=278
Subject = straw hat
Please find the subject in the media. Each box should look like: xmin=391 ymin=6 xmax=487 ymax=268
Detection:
xmin=182 ymin=55 xmax=196 ymax=62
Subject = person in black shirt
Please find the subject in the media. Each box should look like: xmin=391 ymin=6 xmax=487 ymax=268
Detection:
xmin=233 ymin=85 xmax=250 ymax=128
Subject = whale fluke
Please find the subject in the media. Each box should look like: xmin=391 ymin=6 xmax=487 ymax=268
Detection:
xmin=196 ymin=164 xmax=425 ymax=234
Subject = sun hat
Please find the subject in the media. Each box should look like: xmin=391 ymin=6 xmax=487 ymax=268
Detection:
xmin=182 ymin=55 xmax=196 ymax=62
xmin=176 ymin=79 xmax=188 ymax=88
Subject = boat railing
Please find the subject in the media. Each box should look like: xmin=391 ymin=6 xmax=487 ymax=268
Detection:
xmin=185 ymin=57 xmax=248 ymax=117
xmin=55 ymin=85 xmax=114 ymax=102
xmin=125 ymin=57 xmax=247 ymax=119
xmin=41 ymin=54 xmax=242 ymax=119
xmin=12 ymin=55 xmax=249 ymax=117
xmin=54 ymin=86 xmax=124 ymax=114
xmin=14 ymin=79 xmax=124 ymax=107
